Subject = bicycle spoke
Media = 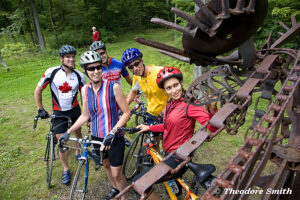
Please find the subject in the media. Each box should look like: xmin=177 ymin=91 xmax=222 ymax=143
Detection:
xmin=123 ymin=134 xmax=144 ymax=180
xmin=70 ymin=159 xmax=88 ymax=200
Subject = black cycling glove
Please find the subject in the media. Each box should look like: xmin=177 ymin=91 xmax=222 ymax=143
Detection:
xmin=38 ymin=108 xmax=49 ymax=119
xmin=58 ymin=132 xmax=70 ymax=153
xmin=103 ymin=133 xmax=115 ymax=147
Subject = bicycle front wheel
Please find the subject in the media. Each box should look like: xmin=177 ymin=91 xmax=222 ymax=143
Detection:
xmin=123 ymin=133 xmax=144 ymax=180
xmin=45 ymin=134 xmax=54 ymax=188
xmin=70 ymin=159 xmax=88 ymax=200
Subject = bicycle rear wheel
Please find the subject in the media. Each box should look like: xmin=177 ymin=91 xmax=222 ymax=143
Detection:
xmin=45 ymin=134 xmax=54 ymax=188
xmin=70 ymin=159 xmax=88 ymax=200
xmin=123 ymin=133 xmax=144 ymax=180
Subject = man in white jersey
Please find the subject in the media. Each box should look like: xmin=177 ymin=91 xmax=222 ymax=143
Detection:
xmin=34 ymin=45 xmax=85 ymax=185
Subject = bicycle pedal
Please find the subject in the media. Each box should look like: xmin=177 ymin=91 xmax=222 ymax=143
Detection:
xmin=168 ymin=179 xmax=179 ymax=194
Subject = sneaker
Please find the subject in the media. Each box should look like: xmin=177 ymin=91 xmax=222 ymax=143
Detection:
xmin=61 ymin=170 xmax=71 ymax=185
xmin=104 ymin=188 xmax=119 ymax=200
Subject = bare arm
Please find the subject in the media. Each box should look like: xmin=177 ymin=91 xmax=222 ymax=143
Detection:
xmin=34 ymin=85 xmax=44 ymax=109
xmin=112 ymin=83 xmax=130 ymax=133
xmin=126 ymin=89 xmax=138 ymax=106
xmin=67 ymin=86 xmax=90 ymax=134
xmin=125 ymin=75 xmax=132 ymax=86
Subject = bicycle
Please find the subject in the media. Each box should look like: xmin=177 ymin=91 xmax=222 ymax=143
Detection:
xmin=33 ymin=114 xmax=72 ymax=188
xmin=122 ymin=109 xmax=162 ymax=181
xmin=118 ymin=127 xmax=217 ymax=200
xmin=58 ymin=135 xmax=103 ymax=200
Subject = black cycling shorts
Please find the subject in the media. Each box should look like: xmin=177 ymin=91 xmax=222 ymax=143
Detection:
xmin=53 ymin=106 xmax=81 ymax=134
xmin=91 ymin=135 xmax=125 ymax=167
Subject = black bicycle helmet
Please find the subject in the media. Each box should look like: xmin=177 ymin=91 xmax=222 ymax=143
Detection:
xmin=90 ymin=41 xmax=106 ymax=51
xmin=58 ymin=45 xmax=77 ymax=57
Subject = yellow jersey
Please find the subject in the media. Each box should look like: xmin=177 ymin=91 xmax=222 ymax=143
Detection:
xmin=132 ymin=65 xmax=169 ymax=116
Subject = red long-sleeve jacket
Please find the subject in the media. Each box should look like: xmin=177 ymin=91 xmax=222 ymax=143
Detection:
xmin=93 ymin=31 xmax=99 ymax=41
xmin=149 ymin=97 xmax=217 ymax=153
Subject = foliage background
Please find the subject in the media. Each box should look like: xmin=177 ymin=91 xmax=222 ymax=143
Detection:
xmin=0 ymin=0 xmax=299 ymax=199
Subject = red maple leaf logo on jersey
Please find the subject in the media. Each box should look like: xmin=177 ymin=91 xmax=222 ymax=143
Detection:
xmin=59 ymin=82 xmax=72 ymax=93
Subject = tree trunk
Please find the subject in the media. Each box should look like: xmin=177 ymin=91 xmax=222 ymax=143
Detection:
xmin=47 ymin=0 xmax=58 ymax=47
xmin=28 ymin=0 xmax=46 ymax=51
xmin=72 ymin=0 xmax=78 ymax=48
xmin=28 ymin=0 xmax=39 ymax=45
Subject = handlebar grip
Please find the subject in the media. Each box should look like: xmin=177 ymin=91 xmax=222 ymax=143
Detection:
xmin=33 ymin=116 xmax=39 ymax=130
xmin=117 ymin=127 xmax=141 ymax=133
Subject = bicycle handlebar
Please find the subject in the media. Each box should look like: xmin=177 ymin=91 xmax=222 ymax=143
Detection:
xmin=117 ymin=127 xmax=141 ymax=133
xmin=68 ymin=136 xmax=104 ymax=146
xmin=58 ymin=135 xmax=104 ymax=153
xmin=33 ymin=114 xmax=72 ymax=130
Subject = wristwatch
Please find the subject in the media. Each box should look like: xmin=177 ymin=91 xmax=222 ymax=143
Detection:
xmin=111 ymin=129 xmax=117 ymax=135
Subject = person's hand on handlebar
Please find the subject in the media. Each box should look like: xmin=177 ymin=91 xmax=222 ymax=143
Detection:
xmin=37 ymin=108 xmax=49 ymax=119
xmin=136 ymin=124 xmax=150 ymax=134
xmin=58 ymin=132 xmax=70 ymax=153
xmin=102 ymin=131 xmax=116 ymax=150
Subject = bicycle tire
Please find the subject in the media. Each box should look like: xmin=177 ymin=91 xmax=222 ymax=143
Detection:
xmin=123 ymin=133 xmax=144 ymax=180
xmin=70 ymin=159 xmax=88 ymax=200
xmin=45 ymin=134 xmax=54 ymax=188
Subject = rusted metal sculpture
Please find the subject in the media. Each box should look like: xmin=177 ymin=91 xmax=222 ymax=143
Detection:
xmin=116 ymin=0 xmax=300 ymax=199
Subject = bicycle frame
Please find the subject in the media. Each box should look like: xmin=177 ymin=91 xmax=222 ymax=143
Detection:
xmin=145 ymin=143 xmax=199 ymax=200
xmin=68 ymin=136 xmax=103 ymax=199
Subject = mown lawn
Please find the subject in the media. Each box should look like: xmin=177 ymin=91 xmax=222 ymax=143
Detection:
xmin=0 ymin=29 xmax=277 ymax=199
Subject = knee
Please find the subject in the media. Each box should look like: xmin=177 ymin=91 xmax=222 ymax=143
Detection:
xmin=112 ymin=170 xmax=124 ymax=181
xmin=102 ymin=159 xmax=110 ymax=168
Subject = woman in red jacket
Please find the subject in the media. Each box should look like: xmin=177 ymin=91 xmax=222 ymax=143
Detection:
xmin=92 ymin=26 xmax=99 ymax=41
xmin=137 ymin=66 xmax=217 ymax=154
xmin=135 ymin=66 xmax=218 ymax=199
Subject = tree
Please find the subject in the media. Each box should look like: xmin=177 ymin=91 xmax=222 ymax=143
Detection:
xmin=28 ymin=0 xmax=46 ymax=51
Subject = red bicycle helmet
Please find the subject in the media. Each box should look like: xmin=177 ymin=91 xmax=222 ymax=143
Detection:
xmin=156 ymin=67 xmax=183 ymax=89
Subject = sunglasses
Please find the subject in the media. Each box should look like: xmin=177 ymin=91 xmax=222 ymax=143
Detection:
xmin=128 ymin=61 xmax=141 ymax=70
xmin=99 ymin=51 xmax=106 ymax=55
xmin=86 ymin=65 xmax=102 ymax=71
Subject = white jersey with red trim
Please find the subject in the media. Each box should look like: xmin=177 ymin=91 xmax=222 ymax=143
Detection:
xmin=38 ymin=66 xmax=85 ymax=111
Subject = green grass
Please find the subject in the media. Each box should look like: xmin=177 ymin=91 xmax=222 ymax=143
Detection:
xmin=0 ymin=28 xmax=280 ymax=199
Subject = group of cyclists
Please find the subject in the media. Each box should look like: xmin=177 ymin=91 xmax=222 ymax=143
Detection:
xmin=34 ymin=41 xmax=218 ymax=199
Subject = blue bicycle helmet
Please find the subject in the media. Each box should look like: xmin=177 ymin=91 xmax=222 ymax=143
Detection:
xmin=121 ymin=48 xmax=143 ymax=66
xmin=90 ymin=41 xmax=106 ymax=51
xmin=58 ymin=45 xmax=76 ymax=57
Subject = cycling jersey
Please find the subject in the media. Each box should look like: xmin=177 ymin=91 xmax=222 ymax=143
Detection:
xmin=131 ymin=65 xmax=169 ymax=116
xmin=38 ymin=66 xmax=85 ymax=111
xmin=85 ymin=80 xmax=123 ymax=138
xmin=149 ymin=97 xmax=217 ymax=153
xmin=102 ymin=57 xmax=129 ymax=84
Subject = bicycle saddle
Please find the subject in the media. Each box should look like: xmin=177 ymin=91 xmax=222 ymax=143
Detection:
xmin=188 ymin=162 xmax=216 ymax=184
